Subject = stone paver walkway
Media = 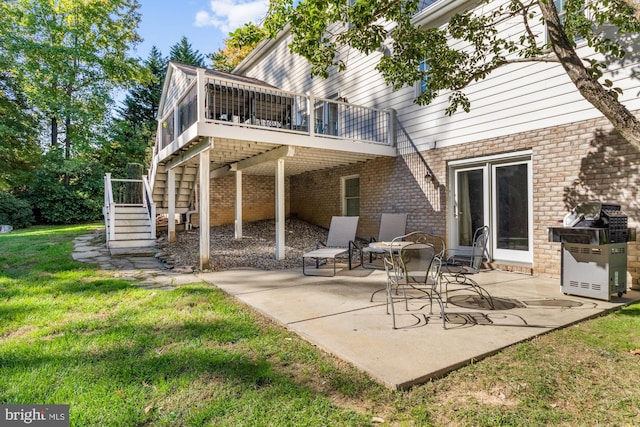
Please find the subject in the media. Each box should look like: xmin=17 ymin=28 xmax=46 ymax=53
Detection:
xmin=72 ymin=230 xmax=201 ymax=290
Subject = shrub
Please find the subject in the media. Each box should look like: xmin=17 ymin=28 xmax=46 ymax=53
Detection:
xmin=22 ymin=153 xmax=104 ymax=224
xmin=0 ymin=191 xmax=34 ymax=229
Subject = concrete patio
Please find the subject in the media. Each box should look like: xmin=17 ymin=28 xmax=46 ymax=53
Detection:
xmin=196 ymin=265 xmax=640 ymax=390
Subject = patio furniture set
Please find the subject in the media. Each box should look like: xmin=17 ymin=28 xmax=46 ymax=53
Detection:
xmin=301 ymin=214 xmax=494 ymax=329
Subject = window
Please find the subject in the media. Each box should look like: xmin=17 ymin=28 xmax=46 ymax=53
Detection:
xmin=415 ymin=0 xmax=441 ymax=15
xmin=548 ymin=0 xmax=584 ymax=43
xmin=342 ymin=175 xmax=360 ymax=216
xmin=416 ymin=59 xmax=429 ymax=95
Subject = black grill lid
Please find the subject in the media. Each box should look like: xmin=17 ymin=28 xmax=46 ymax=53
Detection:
xmin=563 ymin=202 xmax=624 ymax=228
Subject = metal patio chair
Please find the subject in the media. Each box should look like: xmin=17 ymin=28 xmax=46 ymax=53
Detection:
xmin=384 ymin=241 xmax=446 ymax=329
xmin=441 ymin=225 xmax=494 ymax=309
xmin=370 ymin=230 xmax=445 ymax=301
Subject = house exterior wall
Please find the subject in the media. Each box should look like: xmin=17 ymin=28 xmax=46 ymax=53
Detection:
xmin=162 ymin=66 xmax=193 ymax=116
xmin=289 ymin=112 xmax=640 ymax=285
xmin=232 ymin=0 xmax=640 ymax=285
xmin=238 ymin=0 xmax=640 ymax=153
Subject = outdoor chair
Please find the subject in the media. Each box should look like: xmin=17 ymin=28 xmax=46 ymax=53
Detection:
xmin=361 ymin=213 xmax=408 ymax=268
xmin=441 ymin=225 xmax=494 ymax=309
xmin=302 ymin=216 xmax=360 ymax=276
xmin=384 ymin=241 xmax=446 ymax=329
xmin=370 ymin=230 xmax=445 ymax=301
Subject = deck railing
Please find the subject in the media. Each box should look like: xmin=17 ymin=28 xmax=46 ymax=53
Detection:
xmin=157 ymin=73 xmax=394 ymax=154
xmin=103 ymin=173 xmax=116 ymax=242
xmin=142 ymin=176 xmax=156 ymax=238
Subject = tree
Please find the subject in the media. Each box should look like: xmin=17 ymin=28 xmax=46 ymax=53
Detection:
xmin=0 ymin=61 xmax=41 ymax=190
xmin=169 ymin=36 xmax=206 ymax=67
xmin=265 ymin=0 xmax=640 ymax=149
xmin=211 ymin=23 xmax=267 ymax=72
xmin=102 ymin=47 xmax=168 ymax=177
xmin=1 ymin=0 xmax=143 ymax=160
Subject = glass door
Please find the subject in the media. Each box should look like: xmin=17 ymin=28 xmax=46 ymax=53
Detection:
xmin=453 ymin=167 xmax=488 ymax=248
xmin=451 ymin=155 xmax=533 ymax=264
xmin=492 ymin=160 xmax=532 ymax=262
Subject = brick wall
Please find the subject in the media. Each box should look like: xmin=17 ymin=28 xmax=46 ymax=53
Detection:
xmin=433 ymin=115 xmax=639 ymax=286
xmin=289 ymin=156 xmax=446 ymax=240
xmin=191 ymin=174 xmax=290 ymax=226
xmin=289 ymin=114 xmax=640 ymax=286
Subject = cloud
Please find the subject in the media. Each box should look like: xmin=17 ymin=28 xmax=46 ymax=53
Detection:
xmin=195 ymin=0 xmax=269 ymax=33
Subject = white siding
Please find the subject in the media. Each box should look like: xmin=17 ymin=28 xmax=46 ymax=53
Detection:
xmin=164 ymin=67 xmax=194 ymax=113
xmin=239 ymin=0 xmax=640 ymax=151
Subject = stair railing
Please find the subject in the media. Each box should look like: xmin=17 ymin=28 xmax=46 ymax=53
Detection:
xmin=103 ymin=173 xmax=116 ymax=242
xmin=142 ymin=175 xmax=156 ymax=238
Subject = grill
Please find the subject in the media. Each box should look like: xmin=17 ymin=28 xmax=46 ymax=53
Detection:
xmin=548 ymin=202 xmax=636 ymax=301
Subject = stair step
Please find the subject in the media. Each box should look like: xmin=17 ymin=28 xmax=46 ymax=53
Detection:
xmin=114 ymin=232 xmax=153 ymax=240
xmin=109 ymin=246 xmax=160 ymax=257
xmin=114 ymin=205 xmax=146 ymax=211
xmin=114 ymin=226 xmax=151 ymax=235
xmin=115 ymin=213 xmax=149 ymax=220
xmin=115 ymin=219 xmax=150 ymax=226
xmin=108 ymin=238 xmax=157 ymax=249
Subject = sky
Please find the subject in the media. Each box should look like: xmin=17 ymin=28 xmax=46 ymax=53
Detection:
xmin=133 ymin=0 xmax=270 ymax=63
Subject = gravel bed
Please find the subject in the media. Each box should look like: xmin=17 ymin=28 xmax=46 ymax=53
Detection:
xmin=158 ymin=218 xmax=349 ymax=272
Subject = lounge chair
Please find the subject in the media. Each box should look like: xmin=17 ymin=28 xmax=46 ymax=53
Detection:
xmin=302 ymin=216 xmax=359 ymax=276
xmin=361 ymin=213 xmax=408 ymax=268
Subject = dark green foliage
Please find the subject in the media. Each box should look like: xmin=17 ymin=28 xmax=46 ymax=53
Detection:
xmin=0 ymin=60 xmax=41 ymax=190
xmin=0 ymin=191 xmax=33 ymax=229
xmin=21 ymin=152 xmax=104 ymax=224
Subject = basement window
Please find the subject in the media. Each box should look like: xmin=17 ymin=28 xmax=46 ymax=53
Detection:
xmin=342 ymin=175 xmax=360 ymax=216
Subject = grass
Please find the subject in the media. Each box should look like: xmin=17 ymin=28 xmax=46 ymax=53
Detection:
xmin=1 ymin=224 xmax=640 ymax=426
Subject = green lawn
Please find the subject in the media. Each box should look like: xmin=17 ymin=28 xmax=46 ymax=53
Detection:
xmin=1 ymin=224 xmax=639 ymax=426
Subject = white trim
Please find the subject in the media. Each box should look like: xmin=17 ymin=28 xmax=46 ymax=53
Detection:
xmin=448 ymin=151 xmax=534 ymax=264
xmin=448 ymin=149 xmax=533 ymax=167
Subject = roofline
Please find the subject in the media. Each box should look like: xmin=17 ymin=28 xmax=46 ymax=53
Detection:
xmin=234 ymin=25 xmax=291 ymax=74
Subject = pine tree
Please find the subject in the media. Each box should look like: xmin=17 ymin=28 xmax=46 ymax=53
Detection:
xmin=169 ymin=36 xmax=206 ymax=67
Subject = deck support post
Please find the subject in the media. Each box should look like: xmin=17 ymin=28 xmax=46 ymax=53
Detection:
xmin=167 ymin=168 xmax=176 ymax=242
xmin=199 ymin=143 xmax=211 ymax=270
xmin=275 ymin=158 xmax=285 ymax=260
xmin=235 ymin=170 xmax=243 ymax=239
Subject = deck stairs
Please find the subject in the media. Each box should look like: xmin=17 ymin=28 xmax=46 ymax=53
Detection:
xmin=103 ymin=174 xmax=158 ymax=255
xmin=151 ymin=164 xmax=199 ymax=213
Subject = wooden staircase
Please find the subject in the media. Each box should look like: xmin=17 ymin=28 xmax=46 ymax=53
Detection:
xmin=151 ymin=163 xmax=199 ymax=214
xmin=103 ymin=174 xmax=157 ymax=256
xmin=106 ymin=205 xmax=156 ymax=249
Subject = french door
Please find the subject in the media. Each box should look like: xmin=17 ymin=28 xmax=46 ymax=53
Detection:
xmin=451 ymin=154 xmax=533 ymax=263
